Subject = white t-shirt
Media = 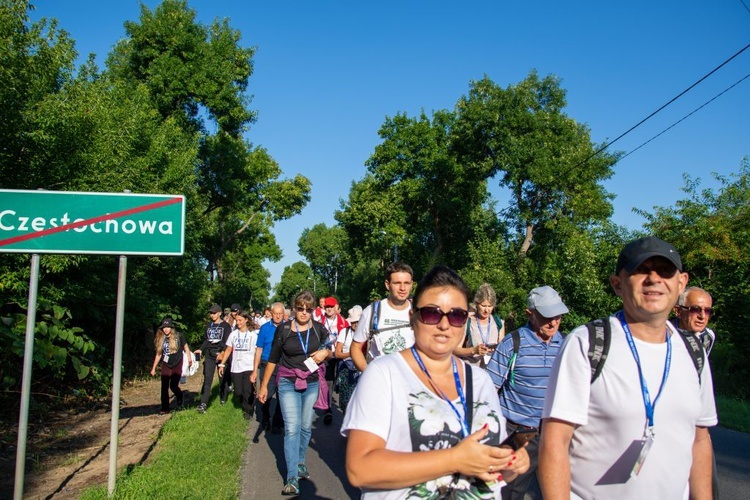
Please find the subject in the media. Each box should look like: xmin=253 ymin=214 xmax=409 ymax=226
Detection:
xmin=336 ymin=326 xmax=357 ymax=371
xmin=353 ymin=299 xmax=414 ymax=360
xmin=542 ymin=315 xmax=717 ymax=499
xmin=341 ymin=353 xmax=507 ymax=499
xmin=225 ymin=328 xmax=258 ymax=373
xmin=323 ymin=314 xmax=344 ymax=347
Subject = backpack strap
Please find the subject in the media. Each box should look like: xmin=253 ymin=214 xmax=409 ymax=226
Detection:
xmin=675 ymin=329 xmax=705 ymax=382
xmin=586 ymin=318 xmax=703 ymax=384
xmin=465 ymin=363 xmax=474 ymax=431
xmin=369 ymin=299 xmax=381 ymax=337
xmin=586 ymin=318 xmax=611 ymax=383
xmin=279 ymin=322 xmax=293 ymax=343
xmin=368 ymin=299 xmax=404 ymax=337
xmin=505 ymin=330 xmax=521 ymax=387
xmin=492 ymin=314 xmax=503 ymax=331
xmin=310 ymin=321 xmax=327 ymax=347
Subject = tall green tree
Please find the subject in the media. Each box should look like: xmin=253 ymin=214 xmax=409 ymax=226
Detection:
xmin=453 ymin=72 xmax=618 ymax=256
xmin=298 ymin=223 xmax=348 ymax=296
xmin=274 ymin=261 xmax=317 ymax=306
xmin=0 ymin=0 xmax=76 ymax=188
xmin=337 ymin=110 xmax=499 ymax=297
xmin=106 ymin=0 xmax=311 ymax=294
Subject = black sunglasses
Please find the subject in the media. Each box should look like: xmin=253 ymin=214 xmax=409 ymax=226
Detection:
xmin=415 ymin=306 xmax=469 ymax=327
xmin=679 ymin=305 xmax=714 ymax=317
xmin=296 ymin=306 xmax=314 ymax=314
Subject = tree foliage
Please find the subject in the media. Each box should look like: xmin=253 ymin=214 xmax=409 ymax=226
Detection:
xmin=0 ymin=0 xmax=309 ymax=396
xmin=453 ymin=72 xmax=617 ymax=256
xmin=274 ymin=261 xmax=316 ymax=307
xmin=298 ymin=223 xmax=347 ymax=297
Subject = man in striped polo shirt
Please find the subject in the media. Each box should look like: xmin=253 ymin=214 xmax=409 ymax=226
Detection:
xmin=487 ymin=285 xmax=569 ymax=500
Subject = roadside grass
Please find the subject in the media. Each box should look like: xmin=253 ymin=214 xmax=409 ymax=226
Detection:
xmin=80 ymin=393 xmax=248 ymax=500
xmin=716 ymin=394 xmax=750 ymax=433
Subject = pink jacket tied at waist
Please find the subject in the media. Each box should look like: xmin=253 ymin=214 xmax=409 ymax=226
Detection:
xmin=276 ymin=363 xmax=329 ymax=410
xmin=276 ymin=363 xmax=327 ymax=390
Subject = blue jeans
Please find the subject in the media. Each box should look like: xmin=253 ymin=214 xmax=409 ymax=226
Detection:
xmin=277 ymin=377 xmax=318 ymax=481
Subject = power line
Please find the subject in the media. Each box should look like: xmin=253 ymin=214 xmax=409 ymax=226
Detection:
xmin=582 ymin=42 xmax=750 ymax=165
xmin=618 ymin=72 xmax=750 ymax=162
xmin=740 ymin=0 xmax=750 ymax=14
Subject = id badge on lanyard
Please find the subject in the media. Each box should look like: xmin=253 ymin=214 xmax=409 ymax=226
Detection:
xmin=631 ymin=428 xmax=655 ymax=477
xmin=617 ymin=311 xmax=671 ymax=477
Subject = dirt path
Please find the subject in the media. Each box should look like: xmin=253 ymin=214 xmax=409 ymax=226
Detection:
xmin=0 ymin=374 xmax=203 ymax=499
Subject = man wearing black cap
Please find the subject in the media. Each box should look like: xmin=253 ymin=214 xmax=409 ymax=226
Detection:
xmin=194 ymin=304 xmax=232 ymax=413
xmin=539 ymin=237 xmax=717 ymax=499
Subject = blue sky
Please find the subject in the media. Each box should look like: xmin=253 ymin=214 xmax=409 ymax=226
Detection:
xmin=31 ymin=1 xmax=750 ymax=288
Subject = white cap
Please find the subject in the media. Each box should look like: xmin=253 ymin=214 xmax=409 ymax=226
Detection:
xmin=347 ymin=305 xmax=363 ymax=323
xmin=527 ymin=286 xmax=569 ymax=317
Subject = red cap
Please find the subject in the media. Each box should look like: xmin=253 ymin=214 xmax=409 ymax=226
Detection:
xmin=324 ymin=297 xmax=338 ymax=307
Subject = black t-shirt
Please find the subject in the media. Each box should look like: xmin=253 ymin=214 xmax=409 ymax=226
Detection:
xmin=269 ymin=321 xmax=327 ymax=380
xmin=162 ymin=332 xmax=187 ymax=369
xmin=200 ymin=320 xmax=232 ymax=357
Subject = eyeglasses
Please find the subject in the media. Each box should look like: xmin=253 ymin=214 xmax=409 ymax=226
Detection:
xmin=295 ymin=306 xmax=314 ymax=314
xmin=631 ymin=262 xmax=679 ymax=279
xmin=415 ymin=306 xmax=469 ymax=327
xmin=679 ymin=305 xmax=714 ymax=316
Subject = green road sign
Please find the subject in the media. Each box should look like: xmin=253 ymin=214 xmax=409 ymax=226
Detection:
xmin=0 ymin=190 xmax=185 ymax=255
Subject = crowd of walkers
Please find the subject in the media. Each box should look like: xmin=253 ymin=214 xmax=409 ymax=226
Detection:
xmin=147 ymin=236 xmax=718 ymax=499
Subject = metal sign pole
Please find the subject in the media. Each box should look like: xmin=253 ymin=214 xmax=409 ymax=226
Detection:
xmin=107 ymin=255 xmax=128 ymax=496
xmin=13 ymin=253 xmax=40 ymax=500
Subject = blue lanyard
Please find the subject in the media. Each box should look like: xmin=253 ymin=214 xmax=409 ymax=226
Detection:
xmin=237 ymin=329 xmax=249 ymax=349
xmin=616 ymin=311 xmax=671 ymax=429
xmin=477 ymin=317 xmax=491 ymax=345
xmin=295 ymin=322 xmax=310 ymax=356
xmin=411 ymin=347 xmax=470 ymax=438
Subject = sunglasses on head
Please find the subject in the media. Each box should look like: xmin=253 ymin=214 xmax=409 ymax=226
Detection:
xmin=679 ymin=305 xmax=714 ymax=316
xmin=415 ymin=306 xmax=469 ymax=327
xmin=296 ymin=306 xmax=314 ymax=314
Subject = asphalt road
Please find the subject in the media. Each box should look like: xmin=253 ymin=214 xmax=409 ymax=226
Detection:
xmin=239 ymin=394 xmax=356 ymax=499
xmin=239 ymin=395 xmax=750 ymax=499
xmin=712 ymin=426 xmax=750 ymax=499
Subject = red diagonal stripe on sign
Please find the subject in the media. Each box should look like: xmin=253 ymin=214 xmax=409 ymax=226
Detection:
xmin=0 ymin=196 xmax=182 ymax=248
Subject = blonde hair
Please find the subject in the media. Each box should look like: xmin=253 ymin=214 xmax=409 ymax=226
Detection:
xmin=474 ymin=283 xmax=497 ymax=307
xmin=154 ymin=326 xmax=179 ymax=354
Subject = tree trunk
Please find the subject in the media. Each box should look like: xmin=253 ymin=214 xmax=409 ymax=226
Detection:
xmin=519 ymin=223 xmax=534 ymax=256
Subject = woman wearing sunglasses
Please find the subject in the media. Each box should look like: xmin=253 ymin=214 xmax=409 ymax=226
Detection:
xmin=342 ymin=265 xmax=529 ymax=499
xmin=257 ymin=290 xmax=331 ymax=496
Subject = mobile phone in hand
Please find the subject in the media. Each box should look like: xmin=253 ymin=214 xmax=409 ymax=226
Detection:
xmin=498 ymin=426 xmax=538 ymax=450
xmin=485 ymin=343 xmax=498 ymax=349
xmin=194 ymin=352 xmax=201 ymax=361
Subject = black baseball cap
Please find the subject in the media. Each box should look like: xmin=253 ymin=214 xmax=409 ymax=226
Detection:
xmin=231 ymin=303 xmax=241 ymax=312
xmin=208 ymin=304 xmax=222 ymax=314
xmin=616 ymin=237 xmax=682 ymax=274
